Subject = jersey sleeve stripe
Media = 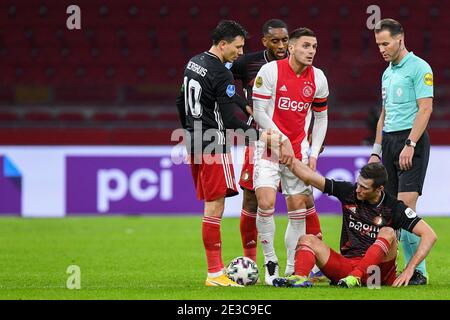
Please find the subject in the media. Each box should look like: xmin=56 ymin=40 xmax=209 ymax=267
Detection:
xmin=312 ymin=105 xmax=328 ymax=112
xmin=252 ymin=92 xmax=271 ymax=100
xmin=313 ymin=97 xmax=328 ymax=103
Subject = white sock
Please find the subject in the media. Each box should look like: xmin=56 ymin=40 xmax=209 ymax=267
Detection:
xmin=311 ymin=265 xmax=321 ymax=275
xmin=256 ymin=207 xmax=277 ymax=264
xmin=207 ymin=270 xmax=224 ymax=278
xmin=285 ymin=209 xmax=306 ymax=271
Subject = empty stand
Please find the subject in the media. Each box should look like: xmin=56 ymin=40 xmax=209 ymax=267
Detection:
xmin=0 ymin=1 xmax=449 ymax=145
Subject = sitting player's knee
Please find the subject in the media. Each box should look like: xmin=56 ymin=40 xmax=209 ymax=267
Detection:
xmin=379 ymin=227 xmax=396 ymax=243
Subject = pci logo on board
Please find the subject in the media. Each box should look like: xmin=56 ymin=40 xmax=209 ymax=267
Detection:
xmin=65 ymin=156 xmax=202 ymax=214
xmin=0 ymin=156 xmax=22 ymax=215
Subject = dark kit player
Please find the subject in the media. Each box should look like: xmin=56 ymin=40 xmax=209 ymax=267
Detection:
xmin=260 ymin=130 xmax=437 ymax=288
xmin=176 ymin=20 xmax=258 ymax=286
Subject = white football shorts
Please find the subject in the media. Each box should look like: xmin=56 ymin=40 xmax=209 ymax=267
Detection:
xmin=253 ymin=141 xmax=312 ymax=196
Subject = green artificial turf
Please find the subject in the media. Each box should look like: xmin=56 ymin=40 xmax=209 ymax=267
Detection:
xmin=0 ymin=216 xmax=448 ymax=300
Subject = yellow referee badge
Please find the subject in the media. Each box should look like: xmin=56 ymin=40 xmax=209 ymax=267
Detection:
xmin=424 ymin=73 xmax=433 ymax=86
xmin=255 ymin=76 xmax=263 ymax=88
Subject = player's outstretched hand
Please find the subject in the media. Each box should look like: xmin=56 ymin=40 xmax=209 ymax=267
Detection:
xmin=392 ymin=267 xmax=414 ymax=287
xmin=260 ymin=129 xmax=294 ymax=165
xmin=280 ymin=139 xmax=295 ymax=167
xmin=260 ymin=129 xmax=281 ymax=150
xmin=308 ymin=157 xmax=318 ymax=171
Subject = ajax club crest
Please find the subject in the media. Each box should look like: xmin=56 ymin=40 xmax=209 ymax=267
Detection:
xmin=303 ymin=81 xmax=314 ymax=98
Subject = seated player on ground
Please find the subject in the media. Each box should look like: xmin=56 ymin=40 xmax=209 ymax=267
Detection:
xmin=260 ymin=130 xmax=437 ymax=288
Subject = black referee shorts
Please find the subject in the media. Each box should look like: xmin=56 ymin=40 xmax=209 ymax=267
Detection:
xmin=382 ymin=129 xmax=430 ymax=196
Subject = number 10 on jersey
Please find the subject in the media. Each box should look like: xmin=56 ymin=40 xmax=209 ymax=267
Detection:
xmin=184 ymin=77 xmax=203 ymax=118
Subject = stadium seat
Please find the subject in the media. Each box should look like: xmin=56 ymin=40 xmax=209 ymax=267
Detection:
xmin=155 ymin=112 xmax=180 ymax=122
xmin=0 ymin=111 xmax=18 ymax=122
xmin=0 ymin=128 xmax=111 ymax=145
xmin=24 ymin=111 xmax=54 ymax=122
xmin=124 ymin=112 xmax=154 ymax=122
xmin=0 ymin=85 xmax=14 ymax=103
xmin=1 ymin=28 xmax=30 ymax=47
xmin=0 ymin=1 xmax=449 ymax=145
xmin=327 ymin=112 xmax=344 ymax=122
xmin=111 ymin=128 xmax=174 ymax=145
xmin=93 ymin=112 xmax=121 ymax=122
xmin=54 ymin=85 xmax=117 ymax=104
xmin=326 ymin=128 xmax=370 ymax=145
xmin=58 ymin=112 xmax=86 ymax=122
xmin=349 ymin=111 xmax=369 ymax=121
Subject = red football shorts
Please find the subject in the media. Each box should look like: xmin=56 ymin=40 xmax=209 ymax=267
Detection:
xmin=239 ymin=145 xmax=255 ymax=191
xmin=189 ymin=153 xmax=238 ymax=201
xmin=321 ymin=248 xmax=397 ymax=286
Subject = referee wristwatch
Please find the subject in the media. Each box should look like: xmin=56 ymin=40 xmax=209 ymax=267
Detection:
xmin=405 ymin=138 xmax=417 ymax=148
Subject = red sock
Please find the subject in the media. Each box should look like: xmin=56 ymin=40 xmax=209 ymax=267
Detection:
xmin=202 ymin=216 xmax=223 ymax=274
xmin=294 ymin=244 xmax=316 ymax=276
xmin=240 ymin=209 xmax=257 ymax=262
xmin=306 ymin=207 xmax=322 ymax=240
xmin=350 ymin=237 xmax=391 ymax=279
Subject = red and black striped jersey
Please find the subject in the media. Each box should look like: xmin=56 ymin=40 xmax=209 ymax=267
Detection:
xmin=231 ymin=50 xmax=269 ymax=105
xmin=324 ymin=178 xmax=422 ymax=258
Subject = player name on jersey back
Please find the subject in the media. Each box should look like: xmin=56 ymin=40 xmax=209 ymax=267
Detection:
xmin=187 ymin=61 xmax=208 ymax=77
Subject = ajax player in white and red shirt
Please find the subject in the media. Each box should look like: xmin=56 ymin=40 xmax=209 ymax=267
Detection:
xmin=252 ymin=28 xmax=329 ymax=285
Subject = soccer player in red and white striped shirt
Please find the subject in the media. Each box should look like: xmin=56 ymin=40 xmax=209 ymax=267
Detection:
xmin=252 ymin=28 xmax=329 ymax=285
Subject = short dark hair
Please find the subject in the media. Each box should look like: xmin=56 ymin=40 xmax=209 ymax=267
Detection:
xmin=212 ymin=20 xmax=248 ymax=45
xmin=374 ymin=18 xmax=404 ymax=36
xmin=359 ymin=163 xmax=388 ymax=189
xmin=289 ymin=27 xmax=316 ymax=42
xmin=262 ymin=19 xmax=288 ymax=35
